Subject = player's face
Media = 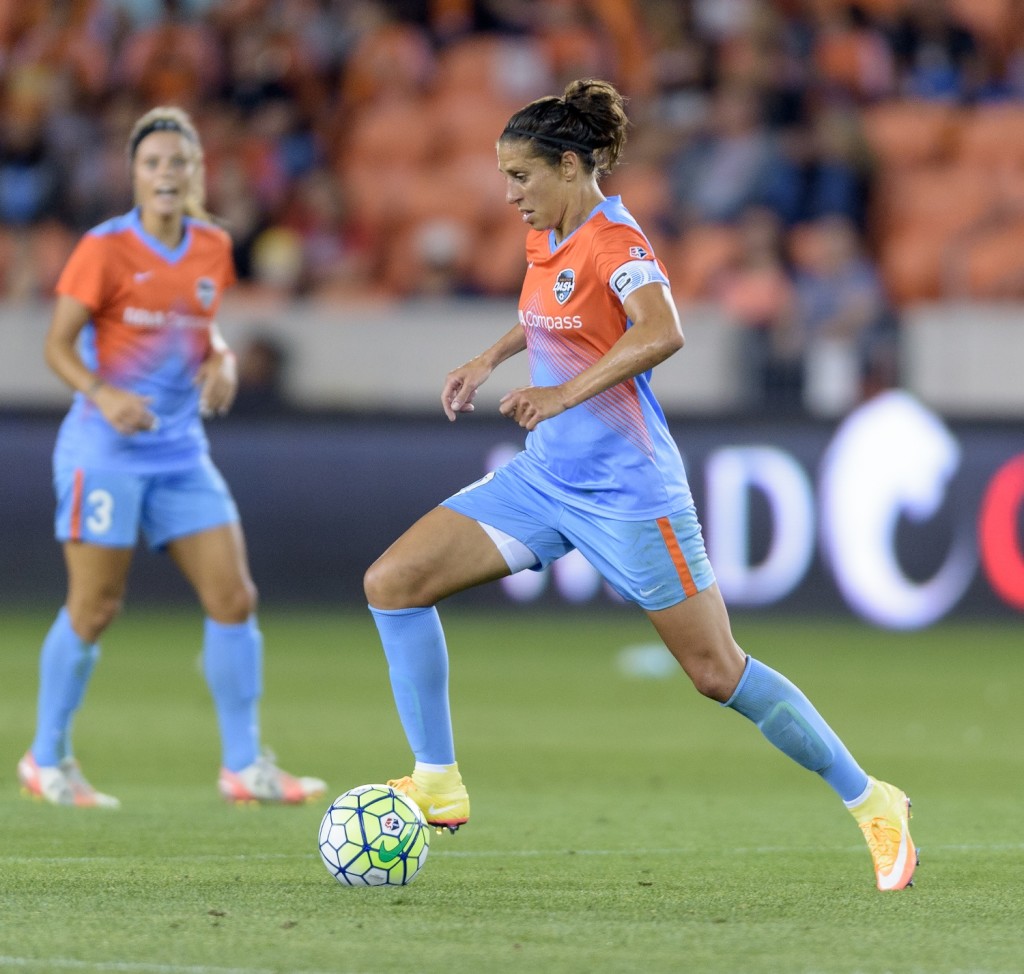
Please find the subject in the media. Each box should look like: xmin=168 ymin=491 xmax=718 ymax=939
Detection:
xmin=132 ymin=131 xmax=196 ymax=219
xmin=498 ymin=141 xmax=568 ymax=231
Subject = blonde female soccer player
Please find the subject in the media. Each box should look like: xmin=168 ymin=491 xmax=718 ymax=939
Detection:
xmin=365 ymin=79 xmax=917 ymax=891
xmin=18 ymin=107 xmax=325 ymax=808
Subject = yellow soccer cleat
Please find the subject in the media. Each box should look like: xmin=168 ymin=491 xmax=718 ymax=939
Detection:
xmin=388 ymin=765 xmax=470 ymax=834
xmin=851 ymin=776 xmax=918 ymax=891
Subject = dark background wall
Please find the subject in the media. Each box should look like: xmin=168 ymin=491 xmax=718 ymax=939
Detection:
xmin=4 ymin=409 xmax=1020 ymax=627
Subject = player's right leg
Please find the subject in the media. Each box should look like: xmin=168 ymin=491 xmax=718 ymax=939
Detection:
xmin=365 ymin=506 xmax=509 ymax=831
xmin=366 ymin=477 xmax=560 ymax=831
xmin=20 ymin=540 xmax=134 ymax=808
xmin=367 ymin=466 xmax=573 ymax=832
xmin=19 ymin=466 xmax=141 ymax=808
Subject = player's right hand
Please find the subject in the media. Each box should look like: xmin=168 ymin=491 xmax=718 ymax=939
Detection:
xmin=442 ymin=358 xmax=491 ymax=422
xmin=93 ymin=384 xmax=158 ymax=435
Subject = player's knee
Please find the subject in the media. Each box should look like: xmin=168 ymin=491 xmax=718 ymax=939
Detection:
xmin=205 ymin=580 xmax=257 ymax=624
xmin=364 ymin=555 xmax=425 ymax=610
xmin=364 ymin=557 xmax=396 ymax=608
xmin=688 ymin=664 xmax=737 ymax=702
xmin=684 ymin=646 xmax=746 ymax=702
xmin=67 ymin=595 xmax=122 ymax=643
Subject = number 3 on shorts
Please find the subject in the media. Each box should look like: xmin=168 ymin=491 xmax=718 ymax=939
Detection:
xmin=85 ymin=488 xmax=114 ymax=534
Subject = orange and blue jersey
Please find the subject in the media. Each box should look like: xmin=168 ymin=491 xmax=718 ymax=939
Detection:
xmin=52 ymin=208 xmax=236 ymax=473
xmin=513 ymin=195 xmax=692 ymax=518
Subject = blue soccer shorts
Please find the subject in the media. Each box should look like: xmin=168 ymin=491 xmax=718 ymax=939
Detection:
xmin=442 ymin=463 xmax=716 ymax=611
xmin=54 ymin=455 xmax=239 ymax=550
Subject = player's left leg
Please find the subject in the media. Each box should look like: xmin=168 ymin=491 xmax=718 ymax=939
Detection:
xmin=167 ymin=521 xmax=259 ymax=765
xmin=169 ymin=521 xmax=326 ymax=803
xmin=597 ymin=504 xmax=874 ymax=806
xmin=648 ymin=584 xmax=916 ymax=889
xmin=568 ymin=502 xmax=915 ymax=890
xmin=649 ymin=584 xmax=868 ymax=794
xmin=154 ymin=459 xmax=325 ymax=804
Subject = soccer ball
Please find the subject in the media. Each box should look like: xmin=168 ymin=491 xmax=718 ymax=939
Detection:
xmin=318 ymin=784 xmax=430 ymax=887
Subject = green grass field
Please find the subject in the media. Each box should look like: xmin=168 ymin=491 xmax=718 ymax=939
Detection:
xmin=1 ymin=606 xmax=1021 ymax=974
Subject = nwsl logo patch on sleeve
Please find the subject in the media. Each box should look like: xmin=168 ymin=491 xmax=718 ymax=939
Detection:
xmin=553 ymin=268 xmax=575 ymax=305
xmin=629 ymin=246 xmax=648 ymax=259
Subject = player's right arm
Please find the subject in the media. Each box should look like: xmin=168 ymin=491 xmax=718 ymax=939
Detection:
xmin=441 ymin=323 xmax=527 ymax=422
xmin=44 ymin=294 xmax=157 ymax=435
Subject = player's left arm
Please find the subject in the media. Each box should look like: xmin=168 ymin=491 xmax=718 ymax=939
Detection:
xmin=499 ymin=281 xmax=683 ymax=431
xmin=195 ymin=321 xmax=238 ymax=417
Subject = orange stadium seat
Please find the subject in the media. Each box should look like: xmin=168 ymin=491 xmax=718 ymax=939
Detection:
xmin=878 ymin=224 xmax=949 ymax=304
xmin=947 ymin=0 xmax=1017 ymax=47
xmin=956 ymin=104 xmax=1024 ymax=168
xmin=429 ymin=88 xmax=518 ymax=160
xmin=0 ymin=221 xmax=76 ymax=298
xmin=603 ymin=164 xmax=671 ymax=224
xmin=954 ymin=216 xmax=1024 ymax=299
xmin=860 ymin=100 xmax=959 ymax=170
xmin=662 ymin=224 xmax=743 ymax=301
xmin=29 ymin=221 xmax=77 ymax=294
xmin=377 ymin=214 xmax=474 ymax=297
xmin=338 ymin=94 xmax=438 ymax=237
xmin=432 ymin=33 xmax=549 ymax=106
xmin=871 ymin=164 xmax=997 ymax=239
xmin=342 ymin=94 xmax=436 ymax=172
xmin=432 ymin=33 xmax=505 ymax=95
xmin=384 ymin=154 xmax=504 ymax=230
xmin=602 ymin=163 xmax=674 ymax=256
xmin=338 ymin=19 xmax=435 ymax=107
xmin=803 ymin=0 xmax=909 ymax=14
xmin=990 ymin=165 xmax=1024 ymax=209
xmin=871 ymin=163 xmax=1002 ymax=302
xmin=340 ymin=159 xmax=415 ymax=241
xmin=465 ymin=212 xmax=529 ymax=297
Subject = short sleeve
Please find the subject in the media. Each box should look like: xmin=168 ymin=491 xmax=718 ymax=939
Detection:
xmin=55 ymin=233 xmax=110 ymax=312
xmin=590 ymin=222 xmax=666 ymax=297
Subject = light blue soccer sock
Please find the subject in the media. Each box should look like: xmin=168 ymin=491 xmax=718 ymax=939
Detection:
xmin=202 ymin=616 xmax=262 ymax=772
xmin=369 ymin=605 xmax=456 ymax=766
xmin=30 ymin=607 xmax=99 ymax=766
xmin=723 ymin=656 xmax=869 ymax=803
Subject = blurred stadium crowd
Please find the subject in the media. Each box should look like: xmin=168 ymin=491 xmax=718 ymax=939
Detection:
xmin=2 ymin=0 xmax=1024 ymax=404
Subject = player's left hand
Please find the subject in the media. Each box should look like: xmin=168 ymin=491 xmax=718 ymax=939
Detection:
xmin=196 ymin=350 xmax=237 ymax=417
xmin=499 ymin=385 xmax=566 ymax=430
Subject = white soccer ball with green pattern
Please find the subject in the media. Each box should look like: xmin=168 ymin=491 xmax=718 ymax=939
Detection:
xmin=318 ymin=784 xmax=430 ymax=886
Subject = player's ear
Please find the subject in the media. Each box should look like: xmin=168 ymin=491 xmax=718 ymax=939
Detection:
xmin=560 ymin=150 xmax=579 ymax=180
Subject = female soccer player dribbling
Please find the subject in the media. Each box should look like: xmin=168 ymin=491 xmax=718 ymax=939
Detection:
xmin=365 ymin=79 xmax=917 ymax=890
xmin=17 ymin=106 xmax=325 ymax=808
